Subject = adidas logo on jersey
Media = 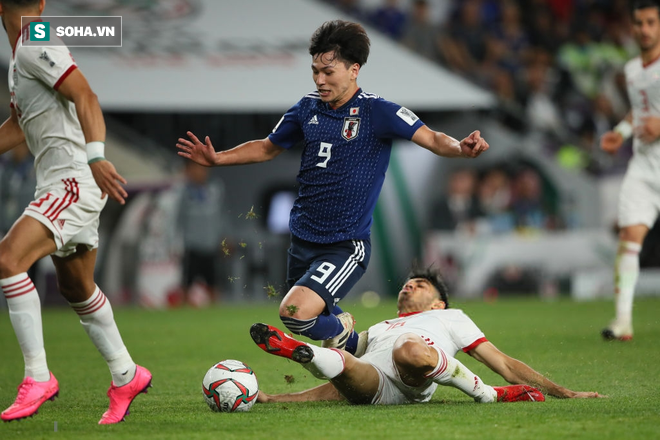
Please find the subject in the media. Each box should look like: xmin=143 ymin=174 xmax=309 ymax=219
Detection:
xmin=308 ymin=115 xmax=319 ymax=125
xmin=57 ymin=219 xmax=66 ymax=229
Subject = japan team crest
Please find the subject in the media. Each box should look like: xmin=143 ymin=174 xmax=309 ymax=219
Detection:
xmin=342 ymin=117 xmax=360 ymax=141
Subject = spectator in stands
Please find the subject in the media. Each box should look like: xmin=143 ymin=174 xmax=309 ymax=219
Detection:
xmin=429 ymin=168 xmax=483 ymax=232
xmin=175 ymin=161 xmax=228 ymax=306
xmin=510 ymin=168 xmax=556 ymax=231
xmin=401 ymin=0 xmax=438 ymax=61
xmin=489 ymin=1 xmax=531 ymax=78
xmin=476 ymin=167 xmax=514 ymax=234
xmin=524 ymin=61 xmax=565 ymax=137
xmin=368 ymin=0 xmax=407 ymax=41
xmin=437 ymin=0 xmax=489 ymax=77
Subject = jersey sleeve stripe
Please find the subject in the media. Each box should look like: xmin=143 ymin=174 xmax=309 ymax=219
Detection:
xmin=53 ymin=64 xmax=78 ymax=91
xmin=462 ymin=337 xmax=488 ymax=353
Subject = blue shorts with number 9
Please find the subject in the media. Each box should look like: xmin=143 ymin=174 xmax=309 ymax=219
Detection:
xmin=287 ymin=234 xmax=371 ymax=314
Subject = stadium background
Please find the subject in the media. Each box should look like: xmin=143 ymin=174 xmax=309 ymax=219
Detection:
xmin=0 ymin=0 xmax=658 ymax=309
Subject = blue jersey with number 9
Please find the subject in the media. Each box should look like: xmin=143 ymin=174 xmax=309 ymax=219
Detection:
xmin=269 ymin=89 xmax=424 ymax=244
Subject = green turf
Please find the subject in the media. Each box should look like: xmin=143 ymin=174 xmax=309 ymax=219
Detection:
xmin=1 ymin=296 xmax=659 ymax=439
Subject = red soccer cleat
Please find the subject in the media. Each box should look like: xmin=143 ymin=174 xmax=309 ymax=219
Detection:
xmin=98 ymin=365 xmax=152 ymax=424
xmin=1 ymin=373 xmax=59 ymax=422
xmin=494 ymin=385 xmax=545 ymax=402
xmin=250 ymin=323 xmax=314 ymax=363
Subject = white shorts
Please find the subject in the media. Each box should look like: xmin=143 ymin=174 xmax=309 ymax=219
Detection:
xmin=23 ymin=176 xmax=107 ymax=258
xmin=618 ymin=171 xmax=660 ymax=228
xmin=360 ymin=342 xmax=437 ymax=405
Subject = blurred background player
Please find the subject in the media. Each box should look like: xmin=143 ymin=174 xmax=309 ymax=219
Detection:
xmin=175 ymin=160 xmax=227 ymax=306
xmin=0 ymin=142 xmax=38 ymax=286
xmin=252 ymin=266 xmax=601 ymax=405
xmin=599 ymin=0 xmax=660 ymax=341
xmin=177 ymin=20 xmax=489 ymax=354
xmin=0 ymin=0 xmax=151 ymax=424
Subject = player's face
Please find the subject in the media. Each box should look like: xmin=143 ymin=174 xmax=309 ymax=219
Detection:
xmin=397 ymin=278 xmax=444 ymax=314
xmin=312 ymin=52 xmax=359 ymax=109
xmin=632 ymin=7 xmax=660 ymax=52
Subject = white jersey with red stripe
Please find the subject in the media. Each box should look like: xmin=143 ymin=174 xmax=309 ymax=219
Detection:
xmin=8 ymin=24 xmax=91 ymax=189
xmin=364 ymin=309 xmax=487 ymax=359
xmin=624 ymin=56 xmax=660 ymax=177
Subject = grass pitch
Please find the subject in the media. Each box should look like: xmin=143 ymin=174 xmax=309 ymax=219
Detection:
xmin=1 ymin=296 xmax=659 ymax=439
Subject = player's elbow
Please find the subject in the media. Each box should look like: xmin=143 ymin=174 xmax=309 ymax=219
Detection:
xmin=261 ymin=140 xmax=284 ymax=161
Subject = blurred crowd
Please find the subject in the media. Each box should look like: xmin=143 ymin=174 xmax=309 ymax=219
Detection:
xmin=429 ymin=165 xmax=563 ymax=235
xmin=324 ymin=0 xmax=636 ymax=176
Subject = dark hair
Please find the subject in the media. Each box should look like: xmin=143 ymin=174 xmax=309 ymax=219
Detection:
xmin=630 ymin=0 xmax=660 ymax=15
xmin=0 ymin=0 xmax=40 ymax=9
xmin=308 ymin=20 xmax=370 ymax=67
xmin=406 ymin=264 xmax=450 ymax=309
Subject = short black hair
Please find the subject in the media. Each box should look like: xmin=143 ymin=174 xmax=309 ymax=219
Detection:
xmin=406 ymin=264 xmax=450 ymax=309
xmin=309 ymin=20 xmax=370 ymax=67
xmin=630 ymin=0 xmax=660 ymax=15
xmin=0 ymin=0 xmax=40 ymax=9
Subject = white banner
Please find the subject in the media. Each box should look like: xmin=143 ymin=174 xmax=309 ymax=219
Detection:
xmin=0 ymin=0 xmax=494 ymax=112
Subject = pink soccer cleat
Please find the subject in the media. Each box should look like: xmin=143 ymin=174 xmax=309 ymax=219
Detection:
xmin=98 ymin=365 xmax=152 ymax=424
xmin=494 ymin=384 xmax=545 ymax=402
xmin=1 ymin=373 xmax=59 ymax=422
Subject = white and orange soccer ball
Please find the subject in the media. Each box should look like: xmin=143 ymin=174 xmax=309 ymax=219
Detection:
xmin=202 ymin=360 xmax=259 ymax=412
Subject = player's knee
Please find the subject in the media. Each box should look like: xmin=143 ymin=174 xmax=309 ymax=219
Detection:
xmin=278 ymin=299 xmax=319 ymax=320
xmin=392 ymin=335 xmax=433 ymax=371
xmin=0 ymin=249 xmax=20 ymax=278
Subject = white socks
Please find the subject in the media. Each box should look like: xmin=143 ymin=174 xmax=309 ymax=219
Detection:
xmin=300 ymin=344 xmax=346 ymax=380
xmin=69 ymin=286 xmax=136 ymax=386
xmin=614 ymin=241 xmax=641 ymax=325
xmin=1 ymin=273 xmax=51 ymax=382
xmin=425 ymin=346 xmax=497 ymax=403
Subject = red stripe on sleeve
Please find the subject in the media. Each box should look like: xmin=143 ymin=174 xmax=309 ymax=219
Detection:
xmin=462 ymin=337 xmax=488 ymax=353
xmin=53 ymin=64 xmax=78 ymax=91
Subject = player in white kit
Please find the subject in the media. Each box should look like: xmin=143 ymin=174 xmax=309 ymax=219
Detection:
xmin=0 ymin=0 xmax=151 ymax=424
xmin=251 ymin=267 xmax=601 ymax=405
xmin=599 ymin=0 xmax=660 ymax=341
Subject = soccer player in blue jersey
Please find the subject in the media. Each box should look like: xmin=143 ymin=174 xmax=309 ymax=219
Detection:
xmin=177 ymin=20 xmax=489 ymax=353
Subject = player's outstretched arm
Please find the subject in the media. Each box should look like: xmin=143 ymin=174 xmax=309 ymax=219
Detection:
xmin=411 ymin=126 xmax=489 ymax=158
xmin=56 ymin=69 xmax=128 ymax=204
xmin=0 ymin=108 xmax=26 ymax=156
xmin=257 ymin=382 xmax=343 ymax=404
xmin=177 ymin=133 xmax=285 ymax=167
xmin=469 ymin=342 xmax=603 ymax=399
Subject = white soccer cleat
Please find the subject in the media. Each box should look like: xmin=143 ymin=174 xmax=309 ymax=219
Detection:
xmin=354 ymin=330 xmax=369 ymax=357
xmin=601 ymin=320 xmax=633 ymax=341
xmin=322 ymin=312 xmax=355 ymax=350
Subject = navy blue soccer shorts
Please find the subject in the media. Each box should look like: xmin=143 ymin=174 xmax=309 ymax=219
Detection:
xmin=287 ymin=234 xmax=371 ymax=314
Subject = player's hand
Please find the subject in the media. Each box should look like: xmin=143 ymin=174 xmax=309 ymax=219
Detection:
xmin=176 ymin=131 xmax=218 ymax=166
xmin=567 ymin=391 xmax=605 ymax=399
xmin=600 ymin=131 xmax=624 ymax=154
xmin=89 ymin=160 xmax=128 ymax=205
xmin=637 ymin=116 xmax=660 ymax=143
xmin=256 ymin=390 xmax=271 ymax=403
xmin=459 ymin=130 xmax=489 ymax=158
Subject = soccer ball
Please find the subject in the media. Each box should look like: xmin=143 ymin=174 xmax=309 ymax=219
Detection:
xmin=202 ymin=359 xmax=259 ymax=413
